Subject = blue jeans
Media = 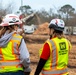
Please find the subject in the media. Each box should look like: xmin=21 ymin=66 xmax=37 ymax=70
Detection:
xmin=0 ymin=70 xmax=25 ymax=75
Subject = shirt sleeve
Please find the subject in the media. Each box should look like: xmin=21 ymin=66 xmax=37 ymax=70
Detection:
xmin=40 ymin=43 xmax=50 ymax=60
xmin=68 ymin=40 xmax=72 ymax=51
xmin=19 ymin=39 xmax=31 ymax=72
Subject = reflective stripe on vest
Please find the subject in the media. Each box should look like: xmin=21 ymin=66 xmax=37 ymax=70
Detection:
xmin=0 ymin=34 xmax=23 ymax=71
xmin=42 ymin=68 xmax=68 ymax=74
xmin=42 ymin=39 xmax=68 ymax=74
xmin=49 ymin=40 xmax=57 ymax=68
xmin=0 ymin=61 xmax=20 ymax=66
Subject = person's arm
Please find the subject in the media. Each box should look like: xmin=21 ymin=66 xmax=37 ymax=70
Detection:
xmin=34 ymin=43 xmax=50 ymax=75
xmin=68 ymin=40 xmax=72 ymax=51
xmin=34 ymin=58 xmax=47 ymax=75
xmin=19 ymin=39 xmax=31 ymax=74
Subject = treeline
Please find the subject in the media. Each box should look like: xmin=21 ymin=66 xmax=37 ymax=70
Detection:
xmin=0 ymin=1 xmax=76 ymax=26
xmin=19 ymin=4 xmax=76 ymax=26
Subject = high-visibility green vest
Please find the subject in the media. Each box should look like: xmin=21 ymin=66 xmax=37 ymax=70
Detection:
xmin=0 ymin=33 xmax=23 ymax=73
xmin=39 ymin=37 xmax=72 ymax=75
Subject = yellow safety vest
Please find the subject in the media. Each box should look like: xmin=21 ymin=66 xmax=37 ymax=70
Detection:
xmin=0 ymin=33 xmax=23 ymax=73
xmin=39 ymin=37 xmax=72 ymax=75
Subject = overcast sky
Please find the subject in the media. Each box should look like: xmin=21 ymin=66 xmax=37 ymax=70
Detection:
xmin=1 ymin=0 xmax=76 ymax=13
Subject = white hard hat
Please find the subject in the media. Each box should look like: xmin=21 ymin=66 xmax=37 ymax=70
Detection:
xmin=49 ymin=19 xmax=65 ymax=31
xmin=0 ymin=14 xmax=22 ymax=26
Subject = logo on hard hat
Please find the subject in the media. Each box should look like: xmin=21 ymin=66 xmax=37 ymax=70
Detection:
xmin=60 ymin=20 xmax=64 ymax=23
xmin=12 ymin=18 xmax=16 ymax=22
xmin=60 ymin=20 xmax=64 ymax=26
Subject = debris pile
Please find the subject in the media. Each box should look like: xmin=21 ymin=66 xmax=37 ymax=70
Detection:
xmin=33 ymin=22 xmax=49 ymax=35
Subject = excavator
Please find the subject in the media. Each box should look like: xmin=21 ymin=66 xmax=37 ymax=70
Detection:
xmin=20 ymin=12 xmax=36 ymax=27
xmin=17 ymin=12 xmax=36 ymax=35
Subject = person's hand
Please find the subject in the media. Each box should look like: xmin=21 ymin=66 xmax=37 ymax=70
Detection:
xmin=18 ymin=31 xmax=24 ymax=35
xmin=25 ymin=72 xmax=30 ymax=75
xmin=17 ymin=28 xmax=24 ymax=35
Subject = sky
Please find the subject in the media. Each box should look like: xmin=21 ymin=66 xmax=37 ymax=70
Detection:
xmin=1 ymin=0 xmax=76 ymax=13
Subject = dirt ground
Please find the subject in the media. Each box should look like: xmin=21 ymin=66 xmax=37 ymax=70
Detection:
xmin=24 ymin=34 xmax=76 ymax=75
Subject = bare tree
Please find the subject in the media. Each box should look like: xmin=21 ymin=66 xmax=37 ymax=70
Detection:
xmin=19 ymin=5 xmax=32 ymax=15
xmin=58 ymin=4 xmax=75 ymax=26
xmin=0 ymin=0 xmax=15 ymax=17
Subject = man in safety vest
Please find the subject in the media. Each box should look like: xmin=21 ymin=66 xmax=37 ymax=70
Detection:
xmin=0 ymin=14 xmax=31 ymax=75
xmin=34 ymin=19 xmax=72 ymax=75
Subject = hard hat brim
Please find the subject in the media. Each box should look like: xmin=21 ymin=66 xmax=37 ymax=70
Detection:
xmin=49 ymin=24 xmax=64 ymax=31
